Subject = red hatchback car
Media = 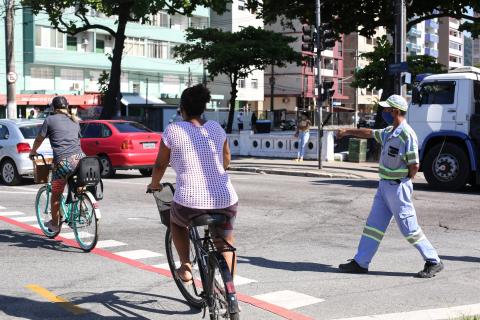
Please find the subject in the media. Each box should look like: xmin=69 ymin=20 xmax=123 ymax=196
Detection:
xmin=80 ymin=120 xmax=161 ymax=177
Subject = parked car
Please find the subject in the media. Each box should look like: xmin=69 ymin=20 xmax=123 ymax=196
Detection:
xmin=79 ymin=120 xmax=161 ymax=178
xmin=0 ymin=119 xmax=53 ymax=185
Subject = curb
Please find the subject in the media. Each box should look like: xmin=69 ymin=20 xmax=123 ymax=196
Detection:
xmin=228 ymin=166 xmax=365 ymax=179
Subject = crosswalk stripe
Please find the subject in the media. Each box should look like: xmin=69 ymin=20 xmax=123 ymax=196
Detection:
xmin=152 ymin=262 xmax=199 ymax=271
xmin=12 ymin=216 xmax=38 ymax=222
xmin=115 ymin=250 xmax=163 ymax=260
xmin=0 ymin=206 xmax=5 ymax=210
xmin=234 ymin=275 xmax=257 ymax=286
xmin=0 ymin=211 xmax=25 ymax=216
xmin=61 ymin=232 xmax=93 ymax=239
xmin=95 ymin=240 xmax=127 ymax=249
xmin=253 ymin=290 xmax=324 ymax=310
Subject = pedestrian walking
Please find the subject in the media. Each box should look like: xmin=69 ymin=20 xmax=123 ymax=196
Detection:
xmin=336 ymin=95 xmax=443 ymax=278
xmin=294 ymin=112 xmax=311 ymax=162
xmin=237 ymin=111 xmax=244 ymax=131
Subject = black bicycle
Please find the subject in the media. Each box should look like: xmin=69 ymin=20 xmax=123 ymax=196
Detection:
xmin=149 ymin=183 xmax=240 ymax=320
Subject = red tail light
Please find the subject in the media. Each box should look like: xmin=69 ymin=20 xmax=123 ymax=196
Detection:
xmin=121 ymin=140 xmax=134 ymax=150
xmin=17 ymin=142 xmax=31 ymax=153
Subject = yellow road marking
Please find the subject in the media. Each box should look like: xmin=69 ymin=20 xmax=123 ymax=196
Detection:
xmin=25 ymin=284 xmax=88 ymax=315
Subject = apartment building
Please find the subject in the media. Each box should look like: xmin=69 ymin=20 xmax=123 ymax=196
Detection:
xmin=438 ymin=17 xmax=464 ymax=68
xmin=263 ymin=20 xmax=348 ymax=114
xmin=342 ymin=28 xmax=387 ymax=113
xmin=0 ymin=5 xmax=209 ymax=118
xmin=209 ymin=0 xmax=264 ymax=112
xmin=473 ymin=13 xmax=480 ymax=66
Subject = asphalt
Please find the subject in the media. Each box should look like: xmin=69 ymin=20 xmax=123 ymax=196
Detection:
xmin=229 ymin=157 xmax=427 ymax=181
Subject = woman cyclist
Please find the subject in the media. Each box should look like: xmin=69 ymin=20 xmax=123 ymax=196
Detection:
xmin=29 ymin=96 xmax=85 ymax=233
xmin=148 ymin=84 xmax=239 ymax=283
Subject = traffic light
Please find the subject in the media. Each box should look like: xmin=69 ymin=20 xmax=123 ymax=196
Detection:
xmin=320 ymin=23 xmax=336 ymax=51
xmin=301 ymin=25 xmax=316 ymax=52
xmin=321 ymin=81 xmax=335 ymax=102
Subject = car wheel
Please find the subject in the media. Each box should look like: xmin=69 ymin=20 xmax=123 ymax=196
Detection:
xmin=139 ymin=168 xmax=153 ymax=177
xmin=1 ymin=159 xmax=22 ymax=186
xmin=99 ymin=155 xmax=115 ymax=178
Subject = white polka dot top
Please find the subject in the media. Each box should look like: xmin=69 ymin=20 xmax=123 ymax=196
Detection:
xmin=162 ymin=120 xmax=238 ymax=209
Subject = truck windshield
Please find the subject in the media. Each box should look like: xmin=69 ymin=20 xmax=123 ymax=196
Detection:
xmin=420 ymin=81 xmax=455 ymax=105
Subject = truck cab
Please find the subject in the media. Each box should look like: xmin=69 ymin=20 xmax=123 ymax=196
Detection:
xmin=408 ymin=66 xmax=480 ymax=190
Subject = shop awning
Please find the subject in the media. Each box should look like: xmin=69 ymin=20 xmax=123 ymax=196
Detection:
xmin=121 ymin=93 xmax=166 ymax=106
xmin=0 ymin=94 xmax=101 ymax=108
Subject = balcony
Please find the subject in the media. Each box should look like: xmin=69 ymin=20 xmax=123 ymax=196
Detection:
xmin=425 ymin=19 xmax=439 ymax=30
xmin=425 ymin=47 xmax=439 ymax=58
xmin=425 ymin=33 xmax=439 ymax=43
xmin=406 ymin=42 xmax=421 ymax=53
xmin=408 ymin=27 xmax=422 ymax=38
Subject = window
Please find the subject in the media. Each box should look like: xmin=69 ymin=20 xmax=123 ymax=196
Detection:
xmin=449 ymin=41 xmax=462 ymax=51
xmin=0 ymin=124 xmax=9 ymax=140
xmin=338 ymin=79 xmax=343 ymax=95
xmin=190 ymin=16 xmax=209 ymax=29
xmin=251 ymin=79 xmax=258 ymax=89
xmin=238 ymin=0 xmax=245 ymax=10
xmin=112 ymin=122 xmax=152 ymax=133
xmin=61 ymin=68 xmax=83 ymax=81
xmin=31 ymin=67 xmax=54 ymax=79
xmin=148 ymin=11 xmax=169 ymax=27
xmin=35 ymin=26 xmax=64 ymax=49
xmin=147 ymin=40 xmax=169 ymax=59
xmin=132 ymin=83 xmax=140 ymax=93
xmin=100 ymin=124 xmax=112 ymax=137
xmin=67 ymin=36 xmax=77 ymax=51
xmin=338 ymin=41 xmax=343 ymax=57
xmin=170 ymin=15 xmax=189 ymax=30
xmin=19 ymin=125 xmax=42 ymax=139
xmin=449 ymin=29 xmax=460 ymax=38
xmin=366 ymin=38 xmax=373 ymax=45
xmin=80 ymin=123 xmax=102 ymax=138
xmin=420 ymin=81 xmax=455 ymax=105
xmin=124 ymin=37 xmax=145 ymax=57
xmin=96 ymin=39 xmax=105 ymax=53
xmin=449 ymin=55 xmax=462 ymax=64
xmin=238 ymin=78 xmax=246 ymax=88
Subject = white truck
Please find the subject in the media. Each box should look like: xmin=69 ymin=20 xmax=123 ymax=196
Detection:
xmin=409 ymin=66 xmax=480 ymax=190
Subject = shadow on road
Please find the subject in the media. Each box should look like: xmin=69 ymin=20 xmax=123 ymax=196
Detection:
xmin=440 ymin=255 xmax=480 ymax=263
xmin=238 ymin=256 xmax=416 ymax=277
xmin=0 ymin=290 xmax=197 ymax=319
xmin=0 ymin=229 xmax=79 ymax=253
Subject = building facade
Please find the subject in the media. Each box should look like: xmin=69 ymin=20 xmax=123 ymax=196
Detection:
xmin=0 ymin=4 xmax=210 ymax=118
xmin=438 ymin=17 xmax=464 ymax=69
xmin=209 ymin=0 xmax=264 ymax=112
xmin=473 ymin=13 xmax=480 ymax=67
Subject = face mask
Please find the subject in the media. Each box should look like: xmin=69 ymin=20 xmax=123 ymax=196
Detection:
xmin=382 ymin=111 xmax=394 ymax=125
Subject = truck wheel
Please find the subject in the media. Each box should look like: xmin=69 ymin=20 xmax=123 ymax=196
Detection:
xmin=423 ymin=142 xmax=470 ymax=190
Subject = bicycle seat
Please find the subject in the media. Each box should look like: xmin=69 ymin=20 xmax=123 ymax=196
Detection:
xmin=191 ymin=214 xmax=227 ymax=227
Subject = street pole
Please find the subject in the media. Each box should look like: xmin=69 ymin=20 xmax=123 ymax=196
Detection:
xmin=4 ymin=0 xmax=17 ymax=119
xmin=354 ymin=49 xmax=359 ymax=127
xmin=270 ymin=65 xmax=275 ymax=112
xmin=394 ymin=0 xmax=406 ymax=96
xmin=202 ymin=59 xmax=207 ymax=87
xmin=315 ymin=0 xmax=323 ymax=169
xmin=187 ymin=67 xmax=192 ymax=87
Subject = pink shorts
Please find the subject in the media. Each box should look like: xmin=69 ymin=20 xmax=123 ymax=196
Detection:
xmin=170 ymin=201 xmax=238 ymax=237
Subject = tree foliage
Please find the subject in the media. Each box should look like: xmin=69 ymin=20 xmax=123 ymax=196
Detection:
xmin=22 ymin=0 xmax=231 ymax=119
xmin=248 ymin=0 xmax=480 ymax=38
xmin=174 ymin=26 xmax=303 ymax=133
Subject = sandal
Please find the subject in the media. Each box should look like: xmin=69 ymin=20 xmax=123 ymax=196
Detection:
xmin=175 ymin=263 xmax=193 ymax=284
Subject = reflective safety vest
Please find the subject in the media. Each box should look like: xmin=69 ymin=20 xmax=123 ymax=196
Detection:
xmin=372 ymin=120 xmax=419 ymax=180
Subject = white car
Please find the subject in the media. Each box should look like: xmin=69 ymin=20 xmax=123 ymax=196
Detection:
xmin=0 ymin=119 xmax=53 ymax=185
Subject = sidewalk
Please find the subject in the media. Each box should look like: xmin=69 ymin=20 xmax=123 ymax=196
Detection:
xmin=229 ymin=157 xmax=426 ymax=181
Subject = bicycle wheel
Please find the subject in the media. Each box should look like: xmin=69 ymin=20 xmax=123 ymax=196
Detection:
xmin=165 ymin=227 xmax=206 ymax=309
xmin=35 ymin=185 xmax=61 ymax=238
xmin=208 ymin=253 xmax=240 ymax=320
xmin=73 ymin=192 xmax=98 ymax=252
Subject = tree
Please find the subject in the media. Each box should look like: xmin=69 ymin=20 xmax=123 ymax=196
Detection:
xmin=22 ymin=0 xmax=231 ymax=119
xmin=173 ymin=26 xmax=303 ymax=133
xmin=248 ymin=0 xmax=480 ymax=38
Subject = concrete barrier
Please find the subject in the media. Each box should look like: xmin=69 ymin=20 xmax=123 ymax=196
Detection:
xmin=227 ymin=130 xmax=335 ymax=161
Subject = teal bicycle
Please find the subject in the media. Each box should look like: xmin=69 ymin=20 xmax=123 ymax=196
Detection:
xmin=32 ymin=155 xmax=102 ymax=252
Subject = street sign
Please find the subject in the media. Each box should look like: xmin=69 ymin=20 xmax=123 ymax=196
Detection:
xmin=7 ymin=71 xmax=17 ymax=83
xmin=388 ymin=62 xmax=408 ymax=75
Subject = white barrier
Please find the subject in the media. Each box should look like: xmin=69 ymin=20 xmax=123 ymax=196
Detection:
xmin=227 ymin=130 xmax=335 ymax=161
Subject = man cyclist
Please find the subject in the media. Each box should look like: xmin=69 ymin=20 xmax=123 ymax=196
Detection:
xmin=29 ymin=96 xmax=85 ymax=233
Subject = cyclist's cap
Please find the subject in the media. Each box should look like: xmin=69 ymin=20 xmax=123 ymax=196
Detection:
xmin=378 ymin=94 xmax=408 ymax=112
xmin=51 ymin=96 xmax=69 ymax=109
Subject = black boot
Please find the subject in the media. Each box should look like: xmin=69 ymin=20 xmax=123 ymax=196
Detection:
xmin=339 ymin=259 xmax=368 ymax=274
xmin=416 ymin=260 xmax=444 ymax=278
